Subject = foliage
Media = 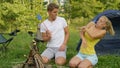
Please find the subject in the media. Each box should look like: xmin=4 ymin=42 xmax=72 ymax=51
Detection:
xmin=0 ymin=0 xmax=46 ymax=33
xmin=0 ymin=0 xmax=120 ymax=32
xmin=0 ymin=31 xmax=120 ymax=68
xmin=0 ymin=0 xmax=120 ymax=68
xmin=0 ymin=2 xmax=27 ymax=32
xmin=69 ymin=0 xmax=120 ymax=26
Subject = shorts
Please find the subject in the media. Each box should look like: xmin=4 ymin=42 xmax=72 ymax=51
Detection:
xmin=41 ymin=47 xmax=66 ymax=60
xmin=76 ymin=52 xmax=98 ymax=65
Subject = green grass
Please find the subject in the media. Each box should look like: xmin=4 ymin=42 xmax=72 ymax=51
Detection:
xmin=0 ymin=30 xmax=120 ymax=68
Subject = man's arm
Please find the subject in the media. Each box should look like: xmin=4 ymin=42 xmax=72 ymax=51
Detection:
xmin=63 ymin=26 xmax=69 ymax=45
xmin=59 ymin=26 xmax=69 ymax=51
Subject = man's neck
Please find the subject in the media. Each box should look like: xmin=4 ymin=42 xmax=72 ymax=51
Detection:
xmin=48 ymin=17 xmax=56 ymax=22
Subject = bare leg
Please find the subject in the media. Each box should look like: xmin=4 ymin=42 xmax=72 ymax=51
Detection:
xmin=78 ymin=59 xmax=92 ymax=68
xmin=55 ymin=57 xmax=66 ymax=65
xmin=69 ymin=56 xmax=82 ymax=68
xmin=88 ymin=65 xmax=93 ymax=68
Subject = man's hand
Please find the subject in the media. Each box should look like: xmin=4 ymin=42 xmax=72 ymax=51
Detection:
xmin=59 ymin=44 xmax=66 ymax=51
xmin=46 ymin=30 xmax=51 ymax=38
xmin=42 ymin=30 xmax=51 ymax=41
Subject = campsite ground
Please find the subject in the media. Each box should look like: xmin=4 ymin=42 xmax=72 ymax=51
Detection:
xmin=0 ymin=30 xmax=120 ymax=68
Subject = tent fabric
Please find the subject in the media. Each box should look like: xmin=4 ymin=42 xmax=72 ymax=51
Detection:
xmin=76 ymin=10 xmax=120 ymax=55
xmin=92 ymin=10 xmax=120 ymax=23
xmin=92 ymin=10 xmax=120 ymax=39
xmin=95 ymin=39 xmax=120 ymax=55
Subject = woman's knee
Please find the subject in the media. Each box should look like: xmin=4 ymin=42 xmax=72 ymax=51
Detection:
xmin=78 ymin=65 xmax=93 ymax=68
xmin=78 ymin=62 xmax=93 ymax=68
xmin=69 ymin=56 xmax=81 ymax=68
xmin=69 ymin=61 xmax=77 ymax=68
xmin=78 ymin=64 xmax=87 ymax=68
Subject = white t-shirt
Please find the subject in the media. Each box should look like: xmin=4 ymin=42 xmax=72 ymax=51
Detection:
xmin=40 ymin=16 xmax=67 ymax=47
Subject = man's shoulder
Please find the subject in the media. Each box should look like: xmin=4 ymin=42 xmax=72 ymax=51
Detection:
xmin=41 ymin=19 xmax=48 ymax=24
xmin=57 ymin=16 xmax=65 ymax=20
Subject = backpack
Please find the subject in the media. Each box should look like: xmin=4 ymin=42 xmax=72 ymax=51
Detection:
xmin=35 ymin=23 xmax=43 ymax=41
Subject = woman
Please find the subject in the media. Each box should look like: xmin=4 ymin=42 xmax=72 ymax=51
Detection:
xmin=69 ymin=16 xmax=115 ymax=68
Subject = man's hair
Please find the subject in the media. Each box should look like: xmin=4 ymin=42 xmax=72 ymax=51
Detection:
xmin=47 ymin=3 xmax=59 ymax=11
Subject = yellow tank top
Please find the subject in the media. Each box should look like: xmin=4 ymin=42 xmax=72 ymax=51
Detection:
xmin=80 ymin=32 xmax=100 ymax=55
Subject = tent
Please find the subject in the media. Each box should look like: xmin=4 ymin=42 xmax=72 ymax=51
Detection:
xmin=76 ymin=10 xmax=120 ymax=55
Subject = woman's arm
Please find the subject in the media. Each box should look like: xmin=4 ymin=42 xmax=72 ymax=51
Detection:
xmin=78 ymin=21 xmax=95 ymax=30
xmin=80 ymin=21 xmax=95 ymax=39
xmin=80 ymin=28 xmax=87 ymax=47
xmin=85 ymin=28 xmax=106 ymax=39
xmin=86 ymin=21 xmax=95 ymax=28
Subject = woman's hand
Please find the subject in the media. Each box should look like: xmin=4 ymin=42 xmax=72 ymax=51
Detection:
xmin=80 ymin=26 xmax=86 ymax=29
xmin=80 ymin=26 xmax=86 ymax=32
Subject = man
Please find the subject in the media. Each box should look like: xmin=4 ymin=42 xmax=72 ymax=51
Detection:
xmin=40 ymin=3 xmax=69 ymax=65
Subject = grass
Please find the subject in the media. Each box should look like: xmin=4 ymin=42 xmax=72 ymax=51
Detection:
xmin=0 ymin=30 xmax=120 ymax=68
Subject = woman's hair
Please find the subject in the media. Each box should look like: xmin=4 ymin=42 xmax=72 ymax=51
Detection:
xmin=47 ymin=3 xmax=59 ymax=11
xmin=101 ymin=16 xmax=115 ymax=36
